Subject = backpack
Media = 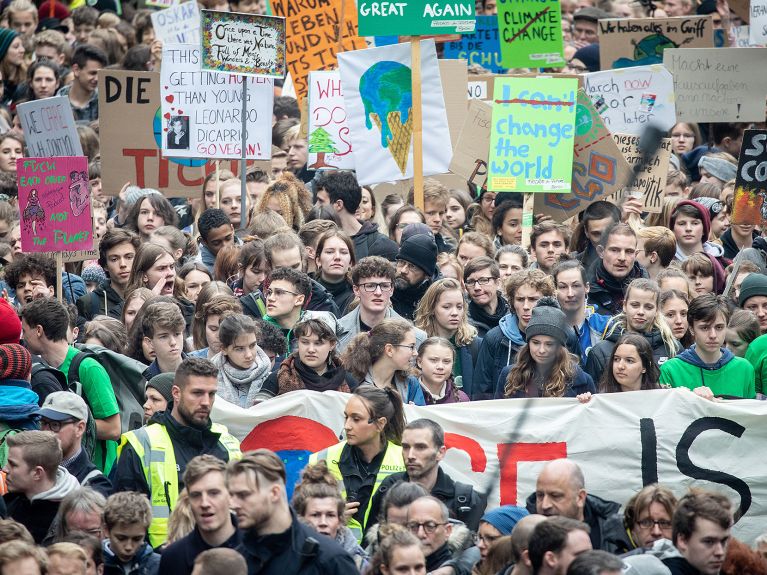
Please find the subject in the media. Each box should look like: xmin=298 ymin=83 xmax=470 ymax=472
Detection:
xmin=68 ymin=343 xmax=148 ymax=434
xmin=0 ymin=423 xmax=18 ymax=470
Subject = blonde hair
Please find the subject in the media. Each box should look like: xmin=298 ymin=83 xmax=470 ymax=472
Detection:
xmin=414 ymin=278 xmax=477 ymax=346
xmin=645 ymin=196 xmax=682 ymax=229
xmin=254 ymin=173 xmax=307 ymax=231
xmin=47 ymin=542 xmax=87 ymax=567
xmin=6 ymin=431 xmax=61 ymax=480
xmin=166 ymin=489 xmax=195 ymax=544
xmin=0 ymin=541 xmax=46 ymax=571
xmin=103 ymin=492 xmax=152 ymax=530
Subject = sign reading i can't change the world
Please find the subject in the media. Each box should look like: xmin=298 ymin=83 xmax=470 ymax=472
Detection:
xmin=357 ymin=0 xmax=476 ymax=36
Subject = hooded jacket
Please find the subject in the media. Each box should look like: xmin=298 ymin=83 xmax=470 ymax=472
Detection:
xmin=239 ymin=279 xmax=339 ymax=320
xmin=660 ymin=346 xmax=756 ymax=398
xmin=468 ymin=295 xmax=509 ymax=339
xmin=336 ymin=306 xmax=427 ymax=352
xmin=471 ymin=313 xmax=526 ymax=400
xmin=586 ymin=259 xmax=649 ymax=317
xmin=76 ymin=281 xmax=125 ymax=320
xmin=4 ymin=466 xmax=80 ymax=543
xmin=352 ymin=220 xmax=399 ymax=261
xmin=525 ymin=492 xmax=622 ymax=551
xmin=720 ymin=227 xmax=759 ymax=261
xmin=103 ymin=540 xmax=160 ymax=575
xmin=0 ymin=382 xmax=40 ymax=430
xmin=585 ymin=324 xmax=679 ymax=385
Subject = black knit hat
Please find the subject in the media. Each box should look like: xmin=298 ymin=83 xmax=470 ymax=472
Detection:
xmin=396 ymin=234 xmax=438 ymax=277
xmin=525 ymin=297 xmax=571 ymax=347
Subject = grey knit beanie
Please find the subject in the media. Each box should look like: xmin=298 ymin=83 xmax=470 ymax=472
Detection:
xmin=698 ymin=156 xmax=737 ymax=182
xmin=146 ymin=372 xmax=175 ymax=403
xmin=525 ymin=297 xmax=570 ymax=346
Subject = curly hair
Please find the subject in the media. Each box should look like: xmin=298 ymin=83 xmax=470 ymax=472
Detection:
xmin=504 ymin=268 xmax=555 ymax=303
xmin=255 ymin=172 xmax=307 ymax=231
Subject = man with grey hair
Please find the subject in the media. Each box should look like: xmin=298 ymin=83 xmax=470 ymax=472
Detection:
xmin=526 ymin=459 xmax=622 ymax=551
xmin=406 ymin=496 xmax=468 ymax=573
xmin=51 ymin=487 xmax=107 ymax=542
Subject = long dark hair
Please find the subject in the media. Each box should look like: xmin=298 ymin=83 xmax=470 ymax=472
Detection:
xmin=352 ymin=384 xmax=406 ymax=446
xmin=504 ymin=343 xmax=577 ymax=398
xmin=599 ymin=333 xmax=661 ymax=393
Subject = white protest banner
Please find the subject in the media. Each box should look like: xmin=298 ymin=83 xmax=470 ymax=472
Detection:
xmin=663 ymin=48 xmax=767 ymax=123
xmin=307 ymin=71 xmax=354 ymax=171
xmin=151 ymin=1 xmax=200 ymax=44
xmin=750 ymin=0 xmax=767 ymax=45
xmin=201 ymin=10 xmax=286 ymax=78
xmin=161 ymin=43 xmax=273 ymax=160
xmin=583 ymin=65 xmax=675 ymax=135
xmin=212 ymin=388 xmax=766 ymax=541
xmin=338 ymin=39 xmax=452 ymax=186
xmin=17 ymin=97 xmax=83 ymax=157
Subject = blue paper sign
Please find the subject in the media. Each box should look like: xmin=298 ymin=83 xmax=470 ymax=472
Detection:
xmin=443 ymin=15 xmax=506 ymax=73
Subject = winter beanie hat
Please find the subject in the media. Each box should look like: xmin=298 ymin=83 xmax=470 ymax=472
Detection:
xmin=401 ymin=223 xmax=434 ymax=244
xmin=739 ymin=273 xmax=767 ymax=307
xmin=0 ymin=29 xmax=18 ymax=63
xmin=694 ymin=197 xmax=724 ymax=225
xmin=0 ymin=298 xmax=21 ymax=344
xmin=525 ymin=297 xmax=571 ymax=346
xmin=0 ymin=343 xmax=32 ymax=382
xmin=396 ymin=234 xmax=438 ymax=277
xmin=670 ymin=200 xmax=711 ymax=240
xmin=82 ymin=265 xmax=107 ymax=286
xmin=480 ymin=506 xmax=529 ymax=535
xmin=146 ymin=372 xmax=175 ymax=403
xmin=699 ymin=155 xmax=737 ymax=183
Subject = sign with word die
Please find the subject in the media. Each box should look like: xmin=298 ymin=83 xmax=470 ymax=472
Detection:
xmin=17 ymin=157 xmax=93 ymax=253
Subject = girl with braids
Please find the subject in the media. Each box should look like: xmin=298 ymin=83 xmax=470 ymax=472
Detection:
xmin=309 ymin=385 xmax=407 ymax=543
xmin=500 ymin=298 xmax=596 ymax=398
xmin=341 ymin=318 xmax=426 ymax=405
xmin=370 ymin=525 xmax=426 ymax=575
xmin=292 ymin=461 xmax=369 ymax=571
xmin=414 ymin=278 xmax=480 ymax=390
xmin=585 ymin=278 xmax=680 ymax=384
xmin=415 ymin=337 xmax=469 ymax=404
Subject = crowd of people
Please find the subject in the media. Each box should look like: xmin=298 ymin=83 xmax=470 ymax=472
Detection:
xmin=0 ymin=0 xmax=764 ymax=573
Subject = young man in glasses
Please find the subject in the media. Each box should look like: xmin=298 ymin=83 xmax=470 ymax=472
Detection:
xmin=37 ymin=391 xmax=112 ymax=497
xmin=464 ymin=256 xmax=508 ymax=339
xmin=337 ymin=256 xmax=426 ymax=352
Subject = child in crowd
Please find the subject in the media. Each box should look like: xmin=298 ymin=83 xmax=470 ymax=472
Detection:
xmin=102 ymin=491 xmax=160 ymax=575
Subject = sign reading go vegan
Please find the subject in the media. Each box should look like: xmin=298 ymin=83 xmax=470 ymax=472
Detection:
xmin=358 ymin=0 xmax=476 ymax=36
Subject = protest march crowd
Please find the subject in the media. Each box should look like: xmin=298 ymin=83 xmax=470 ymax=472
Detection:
xmin=1 ymin=0 xmax=767 ymax=573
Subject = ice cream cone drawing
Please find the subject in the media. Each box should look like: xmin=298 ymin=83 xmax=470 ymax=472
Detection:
xmin=360 ymin=61 xmax=413 ymax=175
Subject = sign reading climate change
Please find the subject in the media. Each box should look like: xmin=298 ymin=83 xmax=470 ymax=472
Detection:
xmin=357 ymin=0 xmax=476 ymax=36
xmin=488 ymin=77 xmax=576 ymax=192
xmin=498 ymin=0 xmax=565 ymax=68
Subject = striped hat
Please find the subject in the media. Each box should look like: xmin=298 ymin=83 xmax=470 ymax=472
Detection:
xmin=0 ymin=344 xmax=32 ymax=382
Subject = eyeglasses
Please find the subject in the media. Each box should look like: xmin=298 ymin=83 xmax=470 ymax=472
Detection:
xmin=474 ymin=533 xmax=501 ymax=545
xmin=393 ymin=343 xmax=417 ymax=352
xmin=636 ymin=519 xmax=673 ymax=530
xmin=465 ymin=276 xmax=495 ymax=287
xmin=407 ymin=521 xmax=447 ymax=534
xmin=40 ymin=418 xmax=78 ymax=432
xmin=357 ymin=282 xmax=393 ymax=293
xmin=671 ymin=132 xmax=695 ymax=140
xmin=265 ymin=288 xmax=299 ymax=298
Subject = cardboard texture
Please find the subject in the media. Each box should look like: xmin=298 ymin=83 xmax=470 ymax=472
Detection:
xmin=467 ymin=72 xmax=582 ymax=101
xmin=731 ymin=130 xmax=767 ymax=225
xmin=439 ymin=59 xmax=469 ymax=150
xmin=663 ymin=47 xmax=767 ymax=123
xmin=449 ymin=99 xmax=492 ymax=191
xmin=497 ymin=0 xmax=565 ymax=68
xmin=598 ymin=16 xmax=713 ymax=70
xmin=612 ymin=133 xmax=672 ymax=213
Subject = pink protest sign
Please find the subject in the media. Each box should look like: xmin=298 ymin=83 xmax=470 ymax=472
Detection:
xmin=17 ymin=156 xmax=93 ymax=253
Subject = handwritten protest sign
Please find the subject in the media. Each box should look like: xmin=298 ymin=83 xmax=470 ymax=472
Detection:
xmin=99 ymin=70 xmax=254 ymax=198
xmin=583 ymin=64 xmax=675 ymax=135
xmin=357 ymin=0 xmax=475 ymax=36
xmin=440 ymin=59 xmax=469 ymax=150
xmin=535 ymin=89 xmax=632 ymax=221
xmin=151 ymin=1 xmax=200 ymax=43
xmin=450 ymin=99 xmax=492 ymax=192
xmin=272 ymin=0 xmax=366 ymax=101
xmin=17 ymin=97 xmax=83 ymax=158
xmin=338 ymin=40 xmax=452 ymax=186
xmin=201 ymin=10 xmax=285 ymax=77
xmin=307 ymin=71 xmax=353 ymax=171
xmin=731 ymin=130 xmax=767 ymax=225
xmin=663 ymin=48 xmax=767 ymax=123
xmin=443 ymin=16 xmax=505 ymax=72
xmin=488 ymin=77 xmax=576 ymax=192
xmin=17 ymin=156 xmax=93 ymax=254
xmin=497 ymin=0 xmax=565 ymax=68
xmin=612 ymin=133 xmax=671 ymax=213
xmin=750 ymin=0 xmax=767 ymax=45
xmin=146 ymin=0 xmax=176 ymax=8
xmin=598 ymin=16 xmax=712 ymax=70
xmin=161 ymin=44 xmax=273 ymax=160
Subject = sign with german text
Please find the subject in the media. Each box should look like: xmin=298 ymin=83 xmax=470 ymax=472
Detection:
xmin=443 ymin=15 xmax=505 ymax=72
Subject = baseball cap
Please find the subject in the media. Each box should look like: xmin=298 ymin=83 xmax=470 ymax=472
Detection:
xmin=37 ymin=391 xmax=88 ymax=422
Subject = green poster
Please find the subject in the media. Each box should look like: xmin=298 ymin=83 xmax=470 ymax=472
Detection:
xmin=497 ymin=0 xmax=565 ymax=68
xmin=358 ymin=0 xmax=476 ymax=36
xmin=488 ymin=76 xmax=577 ymax=193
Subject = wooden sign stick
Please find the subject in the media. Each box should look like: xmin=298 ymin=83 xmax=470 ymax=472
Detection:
xmin=56 ymin=253 xmax=63 ymax=303
xmin=521 ymin=192 xmax=534 ymax=250
xmin=411 ymin=39 xmax=424 ymax=211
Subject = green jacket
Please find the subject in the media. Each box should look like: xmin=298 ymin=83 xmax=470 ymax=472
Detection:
xmin=745 ymin=333 xmax=767 ymax=395
xmin=660 ymin=346 xmax=756 ymax=398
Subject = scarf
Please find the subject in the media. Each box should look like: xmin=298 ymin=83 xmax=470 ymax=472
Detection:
xmin=593 ymin=259 xmax=645 ymax=296
xmin=277 ymin=355 xmax=349 ymax=394
xmin=211 ymin=348 xmax=272 ymax=408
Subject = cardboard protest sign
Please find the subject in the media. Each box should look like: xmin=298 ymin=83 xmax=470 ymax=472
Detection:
xmin=99 ymin=70 xmax=253 ymax=198
xmin=583 ymin=64 xmax=675 ymax=135
xmin=272 ymin=0 xmax=366 ymax=102
xmin=468 ymin=72 xmax=582 ymax=101
xmin=751 ymin=0 xmax=767 ymax=45
xmin=439 ymin=59 xmax=469 ymax=150
xmin=488 ymin=77 xmax=577 ymax=193
xmin=449 ymin=99 xmax=492 ymax=192
xmin=161 ymin=44 xmax=273 ymax=160
xmin=497 ymin=0 xmax=565 ymax=69
xmin=201 ymin=10 xmax=286 ymax=77
xmin=731 ymin=130 xmax=767 ymax=225
xmin=357 ymin=0 xmax=475 ymax=36
xmin=151 ymin=1 xmax=201 ymax=43
xmin=338 ymin=40 xmax=452 ymax=186
xmin=663 ymin=48 xmax=767 ymax=123
xmin=535 ymin=89 xmax=632 ymax=221
xmin=18 ymin=97 xmax=83 ymax=158
xmin=730 ymin=0 xmax=750 ymax=22
xmin=146 ymin=0 xmax=176 ymax=8
xmin=598 ymin=16 xmax=712 ymax=70
xmin=17 ymin=157 xmax=93 ymax=253
xmin=307 ymin=71 xmax=353 ymax=171
xmin=612 ymin=133 xmax=672 ymax=213
xmin=443 ymin=15 xmax=505 ymax=72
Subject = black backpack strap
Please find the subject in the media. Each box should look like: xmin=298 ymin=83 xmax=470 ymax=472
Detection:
xmin=299 ymin=536 xmax=319 ymax=569
xmin=453 ymin=481 xmax=474 ymax=523
xmin=90 ymin=291 xmax=100 ymax=319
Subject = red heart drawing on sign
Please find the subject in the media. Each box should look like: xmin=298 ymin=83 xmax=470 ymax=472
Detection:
xmin=178 ymin=109 xmax=183 ymax=114
xmin=163 ymin=112 xmax=171 ymax=119
xmin=165 ymin=94 xmax=174 ymax=103
xmin=163 ymin=128 xmax=168 ymax=132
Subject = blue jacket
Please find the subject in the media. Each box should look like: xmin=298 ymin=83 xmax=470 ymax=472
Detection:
xmin=346 ymin=372 xmax=426 ymax=406
xmin=495 ymin=364 xmax=596 ymax=398
xmin=471 ymin=313 xmax=525 ymax=401
xmin=575 ymin=308 xmax=612 ymax=366
xmin=103 ymin=540 xmax=159 ymax=575
xmin=455 ymin=337 xmax=482 ymax=398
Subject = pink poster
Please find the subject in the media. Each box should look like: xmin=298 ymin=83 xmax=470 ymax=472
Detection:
xmin=17 ymin=156 xmax=93 ymax=253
